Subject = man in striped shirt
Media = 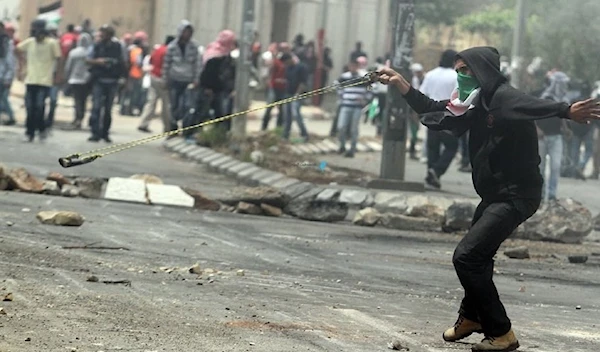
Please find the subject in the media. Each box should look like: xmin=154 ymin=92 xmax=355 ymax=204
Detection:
xmin=335 ymin=59 xmax=372 ymax=158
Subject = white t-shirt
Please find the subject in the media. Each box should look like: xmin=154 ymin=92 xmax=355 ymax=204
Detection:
xmin=419 ymin=66 xmax=457 ymax=101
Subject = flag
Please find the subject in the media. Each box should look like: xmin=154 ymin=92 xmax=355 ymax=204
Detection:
xmin=37 ymin=1 xmax=63 ymax=25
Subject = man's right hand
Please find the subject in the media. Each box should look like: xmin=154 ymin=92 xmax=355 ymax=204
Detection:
xmin=375 ymin=67 xmax=411 ymax=95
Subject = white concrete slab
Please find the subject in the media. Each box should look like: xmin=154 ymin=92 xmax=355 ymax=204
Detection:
xmin=104 ymin=177 xmax=147 ymax=204
xmin=146 ymin=184 xmax=195 ymax=208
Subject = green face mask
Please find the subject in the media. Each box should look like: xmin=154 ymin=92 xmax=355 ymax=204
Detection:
xmin=457 ymin=72 xmax=480 ymax=101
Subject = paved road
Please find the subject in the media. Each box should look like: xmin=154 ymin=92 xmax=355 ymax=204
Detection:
xmin=1 ymin=193 xmax=599 ymax=352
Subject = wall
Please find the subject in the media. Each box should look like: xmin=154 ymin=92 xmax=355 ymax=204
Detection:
xmin=19 ymin=0 xmax=155 ymax=39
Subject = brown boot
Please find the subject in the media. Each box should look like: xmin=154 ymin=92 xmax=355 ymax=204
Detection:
xmin=443 ymin=315 xmax=483 ymax=342
xmin=472 ymin=329 xmax=519 ymax=352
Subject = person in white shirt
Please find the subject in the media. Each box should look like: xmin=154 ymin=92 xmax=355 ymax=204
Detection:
xmin=419 ymin=50 xmax=459 ymax=189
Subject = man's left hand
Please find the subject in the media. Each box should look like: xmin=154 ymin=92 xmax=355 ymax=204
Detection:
xmin=568 ymin=98 xmax=600 ymax=124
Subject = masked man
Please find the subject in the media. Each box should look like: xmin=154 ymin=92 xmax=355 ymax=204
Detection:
xmin=375 ymin=46 xmax=600 ymax=352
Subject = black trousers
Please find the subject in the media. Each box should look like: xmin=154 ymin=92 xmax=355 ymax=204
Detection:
xmin=453 ymin=198 xmax=539 ymax=337
xmin=71 ymin=83 xmax=91 ymax=124
xmin=25 ymin=85 xmax=50 ymax=138
xmin=427 ymin=129 xmax=459 ymax=177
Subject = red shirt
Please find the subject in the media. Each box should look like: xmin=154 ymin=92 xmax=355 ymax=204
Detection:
xmin=150 ymin=45 xmax=168 ymax=78
xmin=60 ymin=32 xmax=78 ymax=57
xmin=269 ymin=58 xmax=286 ymax=90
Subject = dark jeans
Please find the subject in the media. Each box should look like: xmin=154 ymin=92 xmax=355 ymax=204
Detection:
xmin=283 ymin=98 xmax=308 ymax=139
xmin=427 ymin=129 xmax=459 ymax=177
xmin=169 ymin=81 xmax=192 ymax=131
xmin=261 ymin=88 xmax=286 ymax=130
xmin=25 ymin=85 xmax=50 ymax=138
xmin=0 ymin=84 xmax=14 ymax=122
xmin=46 ymin=85 xmax=59 ymax=129
xmin=90 ymin=81 xmax=118 ymax=138
xmin=454 ymin=198 xmax=539 ymax=337
xmin=71 ymin=83 xmax=91 ymax=124
xmin=459 ymin=132 xmax=470 ymax=166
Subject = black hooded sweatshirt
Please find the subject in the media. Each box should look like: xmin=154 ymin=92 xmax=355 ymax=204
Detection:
xmin=402 ymin=47 xmax=571 ymax=202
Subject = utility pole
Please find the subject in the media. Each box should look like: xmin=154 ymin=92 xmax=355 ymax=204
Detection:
xmin=312 ymin=0 xmax=328 ymax=105
xmin=510 ymin=0 xmax=526 ymax=89
xmin=369 ymin=0 xmax=421 ymax=191
xmin=232 ymin=0 xmax=255 ymax=139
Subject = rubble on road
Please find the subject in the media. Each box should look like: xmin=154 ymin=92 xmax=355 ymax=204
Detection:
xmin=219 ymin=186 xmax=290 ymax=209
xmin=515 ymin=199 xmax=593 ymax=244
xmin=504 ymin=246 xmax=530 ymax=259
xmin=353 ymin=207 xmax=381 ymax=226
xmin=236 ymin=201 xmax=263 ymax=215
xmin=568 ymin=255 xmax=588 ymax=264
xmin=36 ymin=211 xmax=85 ymax=226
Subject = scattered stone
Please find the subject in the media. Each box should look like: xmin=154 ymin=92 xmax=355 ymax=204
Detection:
xmin=189 ymin=263 xmax=202 ymax=275
xmin=576 ymin=305 xmax=582 ymax=310
xmin=21 ymin=208 xmax=30 ymax=213
xmin=73 ymin=177 xmax=106 ymax=199
xmin=519 ymin=286 xmax=526 ymax=292
xmin=130 ymin=174 xmax=163 ymax=184
xmin=504 ymin=247 xmax=530 ymax=260
xmin=250 ymin=150 xmax=265 ymax=165
xmin=6 ymin=167 xmax=44 ymax=193
xmin=25 ymin=337 xmax=31 ymax=342
xmin=46 ymin=172 xmax=71 ymax=186
xmin=568 ymin=255 xmax=588 ymax=264
xmin=147 ymin=184 xmax=195 ymax=208
xmin=60 ymin=184 xmax=80 ymax=197
xmin=6 ymin=221 xmax=14 ymax=226
xmin=388 ymin=339 xmax=409 ymax=350
xmin=405 ymin=195 xmax=449 ymax=222
xmin=36 ymin=211 xmax=85 ymax=226
xmin=0 ymin=307 xmax=6 ymax=315
xmin=237 ymin=201 xmax=263 ymax=215
xmin=2 ymin=292 xmax=13 ymax=301
xmin=0 ymin=175 xmax=8 ymax=190
xmin=443 ymin=202 xmax=477 ymax=232
xmin=204 ymin=268 xmax=216 ymax=274
xmin=236 ymin=270 xmax=245 ymax=276
xmin=86 ymin=275 xmax=99 ymax=282
xmin=379 ymin=213 xmax=440 ymax=232
xmin=353 ymin=207 xmax=381 ymax=227
xmin=268 ymin=145 xmax=279 ymax=153
xmin=515 ymin=199 xmax=593 ymax=244
xmin=182 ymin=188 xmax=221 ymax=211
xmin=42 ymin=180 xmax=61 ymax=195
xmin=373 ymin=193 xmax=408 ymax=213
xmin=284 ymin=198 xmax=348 ymax=222
xmin=260 ymin=203 xmax=282 ymax=217
xmin=219 ymin=186 xmax=290 ymax=208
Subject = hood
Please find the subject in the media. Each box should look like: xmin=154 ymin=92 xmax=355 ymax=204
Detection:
xmin=177 ymin=20 xmax=193 ymax=39
xmin=456 ymin=46 xmax=507 ymax=97
xmin=77 ymin=32 xmax=92 ymax=48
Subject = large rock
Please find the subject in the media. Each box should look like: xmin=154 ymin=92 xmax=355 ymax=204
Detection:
xmin=61 ymin=184 xmax=80 ymax=197
xmin=73 ymin=177 xmax=106 ymax=199
xmin=237 ymin=201 xmax=263 ymax=215
xmin=284 ymin=199 xmax=348 ymax=222
xmin=182 ymin=187 xmax=221 ymax=211
xmin=0 ymin=164 xmax=10 ymax=190
xmin=36 ymin=211 xmax=85 ymax=226
xmin=47 ymin=172 xmax=71 ymax=187
xmin=219 ymin=186 xmax=290 ymax=208
xmin=6 ymin=167 xmax=44 ymax=193
xmin=42 ymin=180 xmax=61 ymax=195
xmin=260 ymin=203 xmax=283 ymax=217
xmin=405 ymin=195 xmax=451 ymax=222
xmin=443 ymin=202 xmax=477 ymax=233
xmin=594 ymin=214 xmax=600 ymax=231
xmin=353 ymin=207 xmax=381 ymax=227
xmin=515 ymin=198 xmax=593 ymax=244
xmin=130 ymin=174 xmax=163 ymax=184
xmin=379 ymin=213 xmax=440 ymax=232
xmin=104 ymin=177 xmax=148 ymax=203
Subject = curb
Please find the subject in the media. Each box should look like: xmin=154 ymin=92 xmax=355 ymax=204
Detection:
xmin=162 ymin=139 xmax=480 ymax=228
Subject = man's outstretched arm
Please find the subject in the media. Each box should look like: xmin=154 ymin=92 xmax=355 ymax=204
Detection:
xmin=376 ymin=67 xmax=448 ymax=114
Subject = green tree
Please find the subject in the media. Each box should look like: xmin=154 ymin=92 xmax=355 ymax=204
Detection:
xmin=457 ymin=5 xmax=515 ymax=53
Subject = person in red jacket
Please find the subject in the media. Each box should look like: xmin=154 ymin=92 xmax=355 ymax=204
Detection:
xmin=138 ymin=35 xmax=175 ymax=133
xmin=261 ymin=42 xmax=287 ymax=130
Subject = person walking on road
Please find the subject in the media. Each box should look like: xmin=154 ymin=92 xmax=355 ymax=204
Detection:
xmin=375 ymin=46 xmax=600 ymax=352
xmin=64 ymin=32 xmax=93 ymax=129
